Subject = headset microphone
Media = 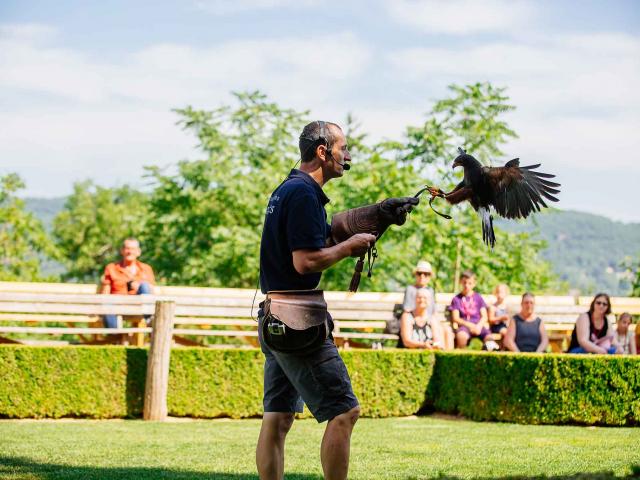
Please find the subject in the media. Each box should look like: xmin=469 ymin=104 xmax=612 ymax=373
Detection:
xmin=338 ymin=160 xmax=351 ymax=170
xmin=325 ymin=148 xmax=350 ymax=171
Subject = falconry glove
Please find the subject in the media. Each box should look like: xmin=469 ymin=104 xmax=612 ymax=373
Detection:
xmin=330 ymin=197 xmax=419 ymax=244
xmin=330 ymin=196 xmax=420 ymax=292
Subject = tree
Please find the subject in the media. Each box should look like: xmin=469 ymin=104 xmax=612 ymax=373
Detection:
xmin=322 ymin=83 xmax=559 ymax=294
xmin=0 ymin=173 xmax=55 ymax=281
xmin=143 ymin=91 xmax=307 ymax=286
xmin=49 ymin=84 xmax=562 ymax=294
xmin=52 ymin=181 xmax=148 ymax=282
xmin=140 ymin=86 xmax=560 ymax=294
xmin=621 ymin=256 xmax=640 ymax=297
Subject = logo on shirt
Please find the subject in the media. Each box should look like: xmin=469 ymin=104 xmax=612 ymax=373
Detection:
xmin=266 ymin=194 xmax=280 ymax=215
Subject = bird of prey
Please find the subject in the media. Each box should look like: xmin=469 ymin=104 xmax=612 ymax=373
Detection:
xmin=429 ymin=148 xmax=561 ymax=248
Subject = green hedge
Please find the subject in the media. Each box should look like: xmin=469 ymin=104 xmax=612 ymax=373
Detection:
xmin=1 ymin=345 xmax=638 ymax=425
xmin=0 ymin=346 xmax=434 ymax=420
xmin=169 ymin=349 xmax=434 ymax=419
xmin=428 ymin=352 xmax=640 ymax=426
xmin=0 ymin=346 xmax=146 ymax=418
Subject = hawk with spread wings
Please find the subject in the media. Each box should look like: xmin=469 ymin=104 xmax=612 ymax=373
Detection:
xmin=429 ymin=148 xmax=561 ymax=248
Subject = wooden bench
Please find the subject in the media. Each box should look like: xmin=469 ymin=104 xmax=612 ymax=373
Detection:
xmin=0 ymin=282 xmax=638 ymax=351
xmin=0 ymin=284 xmax=402 ymax=347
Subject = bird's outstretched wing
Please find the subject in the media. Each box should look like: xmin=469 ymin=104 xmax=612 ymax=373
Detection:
xmin=483 ymin=159 xmax=560 ymax=219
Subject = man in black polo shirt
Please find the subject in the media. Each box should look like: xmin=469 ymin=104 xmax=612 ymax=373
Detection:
xmin=256 ymin=121 xmax=418 ymax=480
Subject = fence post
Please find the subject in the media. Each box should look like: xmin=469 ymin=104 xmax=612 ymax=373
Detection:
xmin=143 ymin=300 xmax=174 ymax=421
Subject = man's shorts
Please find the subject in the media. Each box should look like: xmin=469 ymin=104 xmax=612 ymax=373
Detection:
xmin=456 ymin=323 xmax=491 ymax=340
xmin=258 ymin=316 xmax=359 ymax=423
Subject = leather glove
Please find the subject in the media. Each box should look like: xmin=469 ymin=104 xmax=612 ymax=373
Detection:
xmin=379 ymin=197 xmax=420 ymax=226
xmin=330 ymin=196 xmax=420 ymax=245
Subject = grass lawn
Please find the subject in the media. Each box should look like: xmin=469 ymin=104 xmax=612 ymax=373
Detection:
xmin=0 ymin=416 xmax=639 ymax=479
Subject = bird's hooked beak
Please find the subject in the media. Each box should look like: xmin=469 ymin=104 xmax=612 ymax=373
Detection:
xmin=452 ymin=158 xmax=462 ymax=169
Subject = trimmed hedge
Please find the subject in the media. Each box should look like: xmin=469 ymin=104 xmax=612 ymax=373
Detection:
xmin=0 ymin=346 xmax=434 ymax=420
xmin=429 ymin=351 xmax=640 ymax=426
xmin=0 ymin=346 xmax=146 ymax=418
xmin=169 ymin=349 xmax=434 ymax=419
xmin=1 ymin=345 xmax=638 ymax=425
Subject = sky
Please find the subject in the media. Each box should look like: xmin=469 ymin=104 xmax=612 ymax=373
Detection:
xmin=1 ymin=0 xmax=639 ymax=221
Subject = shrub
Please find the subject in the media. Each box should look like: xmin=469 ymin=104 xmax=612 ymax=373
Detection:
xmin=0 ymin=345 xmax=145 ymax=418
xmin=428 ymin=352 xmax=640 ymax=426
xmin=1 ymin=345 xmax=638 ymax=425
xmin=0 ymin=346 xmax=434 ymax=420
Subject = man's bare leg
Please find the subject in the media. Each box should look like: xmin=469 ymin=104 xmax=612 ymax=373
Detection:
xmin=256 ymin=412 xmax=295 ymax=480
xmin=320 ymin=406 xmax=360 ymax=480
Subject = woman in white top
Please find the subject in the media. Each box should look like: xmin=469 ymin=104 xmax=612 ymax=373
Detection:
xmin=615 ymin=312 xmax=637 ymax=355
xmin=398 ymin=289 xmax=447 ymax=349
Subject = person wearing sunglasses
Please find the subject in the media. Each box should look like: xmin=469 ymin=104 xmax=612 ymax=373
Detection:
xmin=400 ymin=261 xmax=454 ymax=350
xmin=567 ymin=293 xmax=620 ymax=354
xmin=402 ymin=261 xmax=436 ymax=315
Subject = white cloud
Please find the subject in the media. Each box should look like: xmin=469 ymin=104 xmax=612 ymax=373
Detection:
xmin=0 ymin=23 xmax=372 ymax=196
xmin=1 ymin=16 xmax=639 ymax=221
xmin=390 ymin=34 xmax=640 ymax=112
xmin=194 ymin=0 xmax=319 ymax=15
xmin=0 ymin=26 xmax=370 ymax=107
xmin=387 ymin=33 xmax=640 ymax=174
xmin=0 ymin=107 xmax=196 ymax=196
xmin=0 ymin=23 xmax=57 ymax=42
xmin=384 ymin=0 xmax=535 ymax=35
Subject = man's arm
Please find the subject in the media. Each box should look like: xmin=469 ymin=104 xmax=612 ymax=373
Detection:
xmin=292 ymin=233 xmax=375 ymax=275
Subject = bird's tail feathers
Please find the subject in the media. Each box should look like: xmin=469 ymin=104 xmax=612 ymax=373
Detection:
xmin=478 ymin=207 xmax=496 ymax=249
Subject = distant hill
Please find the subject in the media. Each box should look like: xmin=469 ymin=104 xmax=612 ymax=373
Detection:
xmin=496 ymin=210 xmax=640 ymax=295
xmin=23 ymin=197 xmax=67 ymax=278
xmin=23 ymin=197 xmax=66 ymax=230
xmin=23 ymin=198 xmax=640 ymax=295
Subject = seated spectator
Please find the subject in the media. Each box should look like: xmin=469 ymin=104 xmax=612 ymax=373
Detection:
xmin=503 ymin=293 xmax=549 ymax=353
xmin=100 ymin=238 xmax=155 ymax=328
xmin=402 ymin=260 xmax=454 ymax=349
xmin=567 ymin=293 xmax=619 ymax=354
xmin=615 ymin=312 xmax=637 ymax=355
xmin=450 ymin=271 xmax=491 ymax=349
xmin=488 ymin=283 xmax=510 ymax=336
xmin=402 ymin=261 xmax=435 ymax=315
xmin=398 ymin=289 xmax=446 ymax=349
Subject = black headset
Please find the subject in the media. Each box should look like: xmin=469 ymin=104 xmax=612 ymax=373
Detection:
xmin=299 ymin=120 xmax=328 ymax=154
xmin=299 ymin=121 xmax=350 ymax=170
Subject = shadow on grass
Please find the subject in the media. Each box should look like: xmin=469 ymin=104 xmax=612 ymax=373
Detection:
xmin=1 ymin=456 xmax=638 ymax=480
xmin=0 ymin=455 xmax=320 ymax=480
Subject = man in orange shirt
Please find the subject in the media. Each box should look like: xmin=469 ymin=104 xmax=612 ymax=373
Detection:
xmin=100 ymin=238 xmax=155 ymax=328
